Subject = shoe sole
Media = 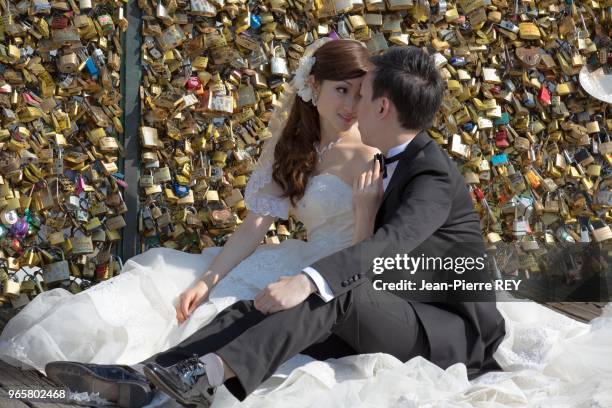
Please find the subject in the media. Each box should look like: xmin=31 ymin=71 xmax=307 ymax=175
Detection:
xmin=45 ymin=362 xmax=152 ymax=408
xmin=143 ymin=366 xmax=202 ymax=408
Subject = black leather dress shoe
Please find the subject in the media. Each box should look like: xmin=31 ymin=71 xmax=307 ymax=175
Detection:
xmin=143 ymin=355 xmax=215 ymax=408
xmin=45 ymin=361 xmax=154 ymax=408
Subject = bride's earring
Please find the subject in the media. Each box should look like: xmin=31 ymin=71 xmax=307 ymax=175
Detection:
xmin=312 ymin=92 xmax=318 ymax=106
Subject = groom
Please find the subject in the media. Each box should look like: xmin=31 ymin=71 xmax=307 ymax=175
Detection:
xmin=46 ymin=46 xmax=505 ymax=407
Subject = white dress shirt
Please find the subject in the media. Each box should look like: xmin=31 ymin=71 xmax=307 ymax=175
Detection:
xmin=303 ymin=139 xmax=413 ymax=302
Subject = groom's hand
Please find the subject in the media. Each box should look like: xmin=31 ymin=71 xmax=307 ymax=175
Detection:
xmin=254 ymin=274 xmax=317 ymax=314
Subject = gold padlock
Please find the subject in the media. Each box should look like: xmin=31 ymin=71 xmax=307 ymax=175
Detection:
xmin=69 ymin=236 xmax=94 ymax=255
xmin=106 ymin=215 xmax=127 ymax=230
xmin=58 ymin=53 xmax=79 ymax=73
xmin=3 ymin=277 xmax=21 ymax=298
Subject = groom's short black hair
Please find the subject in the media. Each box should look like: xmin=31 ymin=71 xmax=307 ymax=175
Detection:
xmin=370 ymin=46 xmax=444 ymax=131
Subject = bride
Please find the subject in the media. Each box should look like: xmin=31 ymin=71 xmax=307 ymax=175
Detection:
xmin=0 ymin=38 xmax=381 ymax=374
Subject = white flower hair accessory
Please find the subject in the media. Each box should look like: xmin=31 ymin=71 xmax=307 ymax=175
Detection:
xmin=291 ymin=37 xmax=334 ymax=104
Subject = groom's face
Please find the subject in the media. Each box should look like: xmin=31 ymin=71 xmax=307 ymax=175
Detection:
xmin=356 ymin=71 xmax=379 ymax=148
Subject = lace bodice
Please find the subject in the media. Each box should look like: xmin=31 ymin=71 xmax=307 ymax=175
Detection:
xmin=213 ymin=173 xmax=356 ymax=297
xmin=292 ymin=173 xmax=355 ymax=250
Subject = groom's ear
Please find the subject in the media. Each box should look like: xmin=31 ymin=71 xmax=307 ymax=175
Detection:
xmin=378 ymin=97 xmax=392 ymax=117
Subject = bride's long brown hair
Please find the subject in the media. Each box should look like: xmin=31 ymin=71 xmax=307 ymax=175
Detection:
xmin=272 ymin=39 xmax=370 ymax=206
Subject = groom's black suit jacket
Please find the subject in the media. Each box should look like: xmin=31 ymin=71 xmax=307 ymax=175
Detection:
xmin=311 ymin=130 xmax=506 ymax=376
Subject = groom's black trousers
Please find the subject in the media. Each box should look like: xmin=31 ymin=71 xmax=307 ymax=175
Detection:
xmin=141 ymin=281 xmax=428 ymax=401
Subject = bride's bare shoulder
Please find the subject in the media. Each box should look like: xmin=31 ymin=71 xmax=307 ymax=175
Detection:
xmin=346 ymin=142 xmax=381 ymax=162
xmin=356 ymin=144 xmax=381 ymax=158
xmin=339 ymin=142 xmax=381 ymax=174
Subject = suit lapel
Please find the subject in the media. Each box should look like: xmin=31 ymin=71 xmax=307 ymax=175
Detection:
xmin=379 ymin=130 xmax=432 ymax=204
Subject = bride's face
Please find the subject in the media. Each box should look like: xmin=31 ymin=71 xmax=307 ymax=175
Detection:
xmin=314 ymin=78 xmax=363 ymax=133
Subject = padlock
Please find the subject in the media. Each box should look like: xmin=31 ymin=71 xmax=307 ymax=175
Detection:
xmin=140 ymin=171 xmax=155 ymax=188
xmin=20 ymin=275 xmax=38 ymax=294
xmin=600 ymin=134 xmax=612 ymax=154
xmin=513 ymin=215 xmax=530 ymax=237
xmin=68 ymin=236 xmax=94 ymax=255
xmin=237 ymin=83 xmax=258 ymax=108
xmin=141 ymin=127 xmax=162 ymax=148
xmin=594 ymin=190 xmax=612 ymax=208
xmin=106 ymin=215 xmax=127 ymax=230
xmin=44 ymin=249 xmax=70 ymax=284
xmin=2 ymin=274 xmax=21 ymax=298
xmin=59 ymin=53 xmax=79 ymax=73
xmin=154 ymin=167 xmax=172 ymax=184
xmin=48 ymin=230 xmax=66 ymax=245
xmin=270 ymin=45 xmax=290 ymax=78
xmin=544 ymin=192 xmax=559 ymax=213
xmin=591 ymin=220 xmax=612 ymax=243
xmin=495 ymin=128 xmax=510 ymax=148
xmin=208 ymin=94 xmax=234 ymax=113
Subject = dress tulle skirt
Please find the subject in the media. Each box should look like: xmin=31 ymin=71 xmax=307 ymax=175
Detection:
xmin=0 ymin=242 xmax=313 ymax=373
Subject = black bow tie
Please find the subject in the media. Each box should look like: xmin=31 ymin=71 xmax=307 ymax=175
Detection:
xmin=375 ymin=151 xmax=405 ymax=179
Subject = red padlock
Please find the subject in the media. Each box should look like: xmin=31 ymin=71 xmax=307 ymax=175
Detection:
xmin=538 ymin=86 xmax=551 ymax=106
xmin=95 ymin=263 xmax=110 ymax=280
xmin=185 ymin=76 xmax=201 ymax=91
xmin=473 ymin=186 xmax=485 ymax=202
xmin=51 ymin=15 xmax=70 ymax=29
xmin=495 ymin=128 xmax=510 ymax=148
xmin=11 ymin=238 xmax=23 ymax=254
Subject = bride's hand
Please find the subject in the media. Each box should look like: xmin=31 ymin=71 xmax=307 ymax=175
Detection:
xmin=176 ymin=280 xmax=210 ymax=324
xmin=353 ymin=157 xmax=384 ymax=220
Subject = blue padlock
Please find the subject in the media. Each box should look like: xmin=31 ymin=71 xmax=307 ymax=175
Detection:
xmin=450 ymin=57 xmax=467 ymax=67
xmin=172 ymin=181 xmax=189 ymax=198
xmin=522 ymin=92 xmax=536 ymax=108
xmin=463 ymin=122 xmax=475 ymax=132
xmin=494 ymin=112 xmax=510 ymax=126
xmin=491 ymin=153 xmax=509 ymax=166
xmin=250 ymin=14 xmax=261 ymax=29
xmin=85 ymin=57 xmax=99 ymax=78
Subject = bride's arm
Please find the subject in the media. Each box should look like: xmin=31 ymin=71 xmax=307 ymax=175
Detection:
xmin=200 ymin=211 xmax=274 ymax=288
xmin=177 ymin=211 xmax=274 ymax=323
